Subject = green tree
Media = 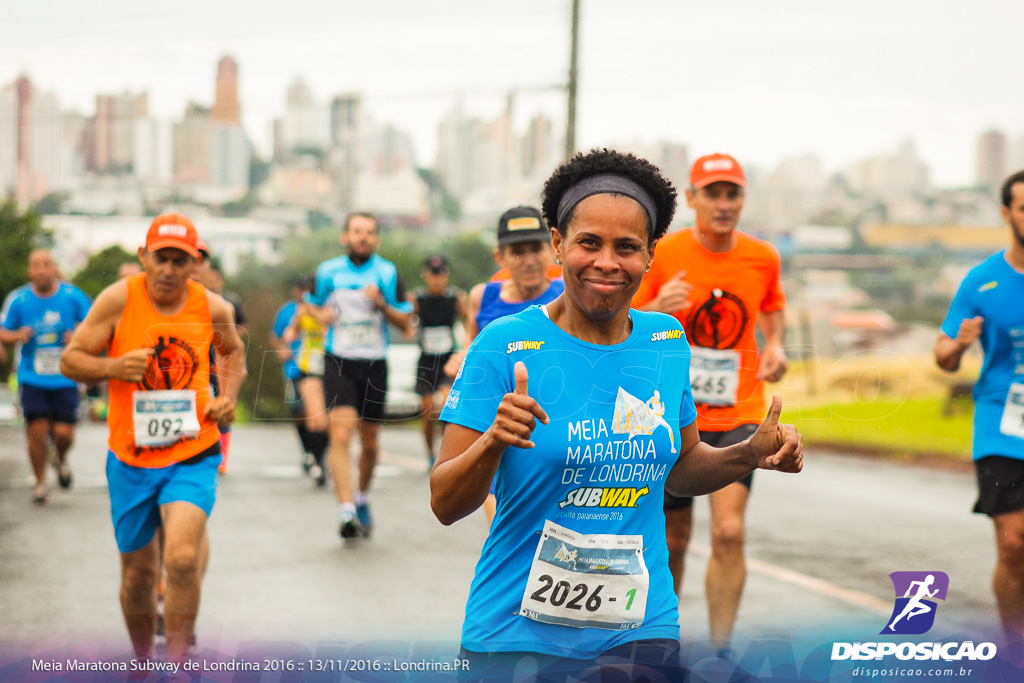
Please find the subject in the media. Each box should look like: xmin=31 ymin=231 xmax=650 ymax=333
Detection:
xmin=0 ymin=200 xmax=52 ymax=303
xmin=34 ymin=192 xmax=68 ymax=215
xmin=71 ymin=245 xmax=137 ymax=299
xmin=443 ymin=231 xmax=498 ymax=291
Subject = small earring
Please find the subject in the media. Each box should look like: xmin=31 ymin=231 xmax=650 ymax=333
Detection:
xmin=555 ymin=258 xmax=561 ymax=265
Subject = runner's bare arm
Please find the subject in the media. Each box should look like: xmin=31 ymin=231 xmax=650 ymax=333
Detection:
xmin=456 ymin=289 xmax=469 ymax=326
xmin=463 ymin=283 xmax=484 ymax=343
xmin=443 ymin=284 xmax=484 ymax=377
xmin=269 ymin=315 xmax=294 ymax=361
xmin=756 ymin=309 xmax=788 ymax=382
xmin=365 ymin=284 xmax=412 ymax=331
xmin=431 ymin=362 xmax=549 ymax=525
xmin=301 ymin=300 xmax=336 ymax=326
xmin=934 ymin=316 xmax=983 ymax=372
xmin=206 ymin=293 xmax=247 ymax=424
xmin=61 ymin=281 xmax=147 ymax=383
xmin=636 ymin=270 xmax=691 ymax=314
xmin=665 ymin=394 xmax=802 ymax=497
xmin=404 ymin=292 xmax=420 ymax=340
xmin=0 ymin=325 xmax=33 ymax=345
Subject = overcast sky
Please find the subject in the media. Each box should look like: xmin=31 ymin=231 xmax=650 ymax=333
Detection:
xmin=3 ymin=0 xmax=1020 ymax=186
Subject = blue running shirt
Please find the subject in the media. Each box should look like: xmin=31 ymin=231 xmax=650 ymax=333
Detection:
xmin=273 ymin=301 xmax=301 ymax=380
xmin=476 ymin=279 xmax=564 ymax=332
xmin=441 ymin=306 xmax=697 ymax=658
xmin=310 ymin=254 xmax=413 ymax=359
xmin=942 ymin=251 xmax=1024 ymax=460
xmin=2 ymin=282 xmax=91 ymax=390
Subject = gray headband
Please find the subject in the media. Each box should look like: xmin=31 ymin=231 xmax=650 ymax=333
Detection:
xmin=556 ymin=173 xmax=657 ymax=230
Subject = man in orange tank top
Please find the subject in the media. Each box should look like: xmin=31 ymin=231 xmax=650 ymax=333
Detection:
xmin=632 ymin=154 xmax=789 ymax=658
xmin=61 ymin=213 xmax=247 ymax=662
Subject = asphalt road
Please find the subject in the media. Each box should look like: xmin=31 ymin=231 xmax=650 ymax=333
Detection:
xmin=0 ymin=417 xmax=1005 ymax=672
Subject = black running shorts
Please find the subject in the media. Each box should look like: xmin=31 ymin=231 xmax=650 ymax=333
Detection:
xmin=415 ymin=352 xmax=453 ymax=397
xmin=322 ymin=355 xmax=388 ymax=422
xmin=973 ymin=455 xmax=1024 ymax=517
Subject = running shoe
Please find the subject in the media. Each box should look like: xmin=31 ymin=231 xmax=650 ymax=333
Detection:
xmin=302 ymin=452 xmax=314 ymax=474
xmin=339 ymin=517 xmax=365 ymax=540
xmin=32 ymin=485 xmax=48 ymax=506
xmin=356 ymin=502 xmax=373 ymax=536
xmin=57 ymin=463 xmax=73 ymax=490
xmin=309 ymin=463 xmax=327 ymax=488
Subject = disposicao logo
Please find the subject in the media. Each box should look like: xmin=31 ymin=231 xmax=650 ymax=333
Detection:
xmin=882 ymin=571 xmax=948 ymax=635
xmin=831 ymin=570 xmax=997 ymax=663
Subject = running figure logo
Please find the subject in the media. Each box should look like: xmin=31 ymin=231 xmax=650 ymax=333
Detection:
xmin=612 ymin=387 xmax=677 ymax=453
xmin=882 ymin=571 xmax=949 ymax=635
xmin=553 ymin=544 xmax=578 ymax=569
xmin=687 ymin=288 xmax=748 ymax=350
xmin=139 ymin=336 xmax=199 ymax=391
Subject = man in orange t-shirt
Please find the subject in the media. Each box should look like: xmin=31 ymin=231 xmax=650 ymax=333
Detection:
xmin=632 ymin=154 xmax=788 ymax=657
xmin=61 ymin=213 xmax=247 ymax=662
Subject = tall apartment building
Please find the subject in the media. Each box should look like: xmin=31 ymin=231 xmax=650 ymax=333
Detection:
xmin=329 ymin=93 xmax=363 ymax=209
xmin=977 ymin=128 xmax=1009 ymax=189
xmin=211 ymin=56 xmax=241 ymax=125
xmin=173 ymin=102 xmax=212 ymax=185
xmin=93 ymin=91 xmax=148 ymax=172
xmin=278 ymin=79 xmax=330 ymax=156
xmin=0 ymin=76 xmax=64 ymax=201
xmin=0 ymin=83 xmax=18 ymax=196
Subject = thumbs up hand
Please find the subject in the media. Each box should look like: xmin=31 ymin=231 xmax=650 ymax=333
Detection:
xmin=488 ymin=361 xmax=550 ymax=450
xmin=747 ymin=394 xmax=803 ymax=472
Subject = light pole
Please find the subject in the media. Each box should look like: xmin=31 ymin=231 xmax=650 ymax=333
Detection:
xmin=566 ymin=0 xmax=579 ymax=160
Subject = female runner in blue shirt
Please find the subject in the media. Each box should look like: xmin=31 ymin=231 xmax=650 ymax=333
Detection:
xmin=431 ymin=149 xmax=803 ymax=682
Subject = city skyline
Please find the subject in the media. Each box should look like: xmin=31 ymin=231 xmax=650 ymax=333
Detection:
xmin=3 ymin=0 xmax=1022 ymax=187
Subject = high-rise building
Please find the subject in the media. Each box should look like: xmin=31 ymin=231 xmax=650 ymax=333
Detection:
xmin=32 ymin=90 xmax=63 ymax=193
xmin=436 ymin=104 xmax=479 ymax=199
xmin=279 ymin=78 xmax=329 ymax=156
xmin=847 ymin=139 xmax=929 ymax=200
xmin=211 ymin=55 xmax=240 ymax=125
xmin=93 ymin=91 xmax=148 ymax=172
xmin=977 ymin=128 xmax=1009 ymax=189
xmin=521 ymin=113 xmax=561 ymax=180
xmin=354 ymin=122 xmax=427 ymax=218
xmin=211 ymin=125 xmax=250 ymax=192
xmin=133 ymin=117 xmax=172 ymax=184
xmin=0 ymin=76 xmax=65 ymax=201
xmin=173 ymin=102 xmax=212 ymax=185
xmin=0 ymin=84 xmax=17 ymax=196
xmin=329 ymin=93 xmax=363 ymax=210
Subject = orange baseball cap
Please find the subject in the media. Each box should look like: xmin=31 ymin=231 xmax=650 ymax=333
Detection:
xmin=690 ymin=153 xmax=745 ymax=188
xmin=146 ymin=213 xmax=201 ymax=258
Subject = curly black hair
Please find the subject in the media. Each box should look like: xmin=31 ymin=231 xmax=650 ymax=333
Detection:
xmin=541 ymin=148 xmax=677 ymax=244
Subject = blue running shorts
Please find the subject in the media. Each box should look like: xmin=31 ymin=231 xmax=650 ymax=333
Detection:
xmin=105 ymin=451 xmax=221 ymax=553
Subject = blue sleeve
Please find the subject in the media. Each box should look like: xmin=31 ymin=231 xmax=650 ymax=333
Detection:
xmin=2 ymin=297 xmax=21 ymax=330
xmin=310 ymin=265 xmax=331 ymax=306
xmin=73 ymin=287 xmax=92 ymax=323
xmin=440 ymin=326 xmax=515 ymax=433
xmin=941 ymin=275 xmax=976 ymax=340
xmin=273 ymin=303 xmax=294 ymax=338
xmin=678 ymin=379 xmax=698 ymax=430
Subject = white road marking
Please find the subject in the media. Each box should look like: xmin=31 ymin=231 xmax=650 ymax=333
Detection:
xmin=689 ymin=542 xmax=892 ymax=615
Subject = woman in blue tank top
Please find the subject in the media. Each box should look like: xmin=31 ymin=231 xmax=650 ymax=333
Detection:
xmin=432 ymin=150 xmax=805 ymax=681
